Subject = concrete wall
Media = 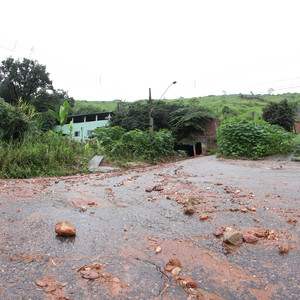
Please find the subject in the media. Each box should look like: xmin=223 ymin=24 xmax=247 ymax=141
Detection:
xmin=53 ymin=113 xmax=110 ymax=141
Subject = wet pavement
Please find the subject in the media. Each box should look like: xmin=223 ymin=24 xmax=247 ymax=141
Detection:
xmin=0 ymin=156 xmax=299 ymax=299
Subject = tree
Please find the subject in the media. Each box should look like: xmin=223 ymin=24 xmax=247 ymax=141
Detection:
xmin=262 ymin=99 xmax=297 ymax=132
xmin=0 ymin=98 xmax=30 ymax=140
xmin=170 ymin=105 xmax=213 ymax=146
xmin=0 ymin=57 xmax=53 ymax=104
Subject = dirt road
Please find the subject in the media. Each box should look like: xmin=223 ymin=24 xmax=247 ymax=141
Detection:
xmin=0 ymin=156 xmax=299 ymax=299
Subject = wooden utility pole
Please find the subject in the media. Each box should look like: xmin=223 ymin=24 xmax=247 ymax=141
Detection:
xmin=149 ymin=88 xmax=154 ymax=141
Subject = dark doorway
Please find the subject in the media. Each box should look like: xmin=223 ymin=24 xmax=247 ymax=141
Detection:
xmin=175 ymin=143 xmax=202 ymax=157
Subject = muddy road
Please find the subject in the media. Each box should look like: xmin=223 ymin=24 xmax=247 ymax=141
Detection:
xmin=0 ymin=156 xmax=299 ymax=299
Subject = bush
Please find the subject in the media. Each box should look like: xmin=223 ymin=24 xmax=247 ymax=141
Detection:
xmin=0 ymin=98 xmax=29 ymax=140
xmin=216 ymin=118 xmax=294 ymax=159
xmin=0 ymin=131 xmax=95 ymax=178
xmin=92 ymin=127 xmax=175 ymax=163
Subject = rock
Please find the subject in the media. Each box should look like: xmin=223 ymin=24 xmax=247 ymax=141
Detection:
xmin=153 ymin=185 xmax=164 ymax=191
xmin=184 ymin=276 xmax=198 ymax=288
xmin=164 ymin=257 xmax=181 ymax=272
xmin=240 ymin=208 xmax=248 ymax=213
xmin=243 ymin=234 xmax=258 ymax=243
xmin=164 ymin=264 xmax=175 ymax=272
xmin=145 ymin=187 xmax=153 ymax=193
xmin=223 ymin=230 xmax=243 ymax=245
xmin=278 ymin=242 xmax=291 ymax=254
xmin=55 ymin=221 xmax=76 ymax=236
xmin=35 ymin=279 xmax=47 ymax=287
xmin=169 ymin=258 xmax=181 ymax=267
xmin=213 ymin=230 xmax=223 ymax=237
xmin=254 ymin=230 xmax=267 ymax=237
xmin=250 ymin=207 xmax=257 ymax=211
xmin=171 ymin=267 xmax=181 ymax=276
xmin=199 ymin=214 xmax=209 ymax=221
xmin=155 ymin=246 xmax=162 ymax=254
xmin=185 ymin=204 xmax=196 ymax=215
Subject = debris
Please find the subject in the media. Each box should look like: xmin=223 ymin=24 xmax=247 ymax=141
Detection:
xmin=213 ymin=230 xmax=223 ymax=237
xmin=164 ymin=257 xmax=181 ymax=272
xmin=199 ymin=214 xmax=209 ymax=221
xmin=243 ymin=234 xmax=258 ymax=244
xmin=153 ymin=185 xmax=164 ymax=191
xmin=155 ymin=246 xmax=162 ymax=254
xmin=171 ymin=267 xmax=181 ymax=276
xmin=287 ymin=218 xmax=297 ymax=226
xmin=278 ymin=242 xmax=291 ymax=254
xmin=55 ymin=221 xmax=76 ymax=237
xmin=78 ymin=263 xmax=102 ymax=279
xmin=223 ymin=230 xmax=243 ymax=246
xmin=184 ymin=204 xmax=196 ymax=215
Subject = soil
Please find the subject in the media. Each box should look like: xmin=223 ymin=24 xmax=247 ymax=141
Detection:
xmin=0 ymin=155 xmax=299 ymax=299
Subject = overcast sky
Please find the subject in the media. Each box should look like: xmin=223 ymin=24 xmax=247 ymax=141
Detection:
xmin=1 ymin=0 xmax=300 ymax=101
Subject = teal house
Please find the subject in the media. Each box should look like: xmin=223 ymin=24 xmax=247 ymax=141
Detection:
xmin=53 ymin=112 xmax=111 ymax=141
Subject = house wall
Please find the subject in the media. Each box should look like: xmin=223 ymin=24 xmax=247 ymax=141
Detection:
xmin=53 ymin=113 xmax=110 ymax=141
xmin=195 ymin=119 xmax=220 ymax=154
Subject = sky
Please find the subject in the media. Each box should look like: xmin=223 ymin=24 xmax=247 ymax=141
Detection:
xmin=1 ymin=0 xmax=300 ymax=101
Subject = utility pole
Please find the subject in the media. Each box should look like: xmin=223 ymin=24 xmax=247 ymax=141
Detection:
xmin=149 ymin=88 xmax=154 ymax=141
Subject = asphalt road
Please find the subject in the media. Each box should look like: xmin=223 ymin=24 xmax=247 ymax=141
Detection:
xmin=0 ymin=156 xmax=299 ymax=299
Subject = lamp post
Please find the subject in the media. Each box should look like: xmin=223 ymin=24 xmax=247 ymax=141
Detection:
xmin=149 ymin=81 xmax=177 ymax=140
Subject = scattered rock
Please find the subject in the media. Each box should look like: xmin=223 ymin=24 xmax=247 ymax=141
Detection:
xmin=171 ymin=267 xmax=181 ymax=276
xmin=240 ymin=208 xmax=248 ymax=213
xmin=55 ymin=221 xmax=76 ymax=237
xmin=155 ymin=246 xmax=162 ymax=254
xmin=278 ymin=242 xmax=291 ymax=254
xmin=153 ymin=185 xmax=164 ymax=191
xmin=214 ymin=182 xmax=223 ymax=186
xmin=213 ymin=230 xmax=223 ymax=237
xmin=287 ymin=218 xmax=297 ymax=226
xmin=184 ymin=204 xmax=196 ymax=215
xmin=88 ymin=201 xmax=96 ymax=206
xmin=183 ymin=276 xmax=198 ymax=288
xmin=243 ymin=234 xmax=258 ymax=243
xmin=145 ymin=187 xmax=153 ymax=193
xmin=164 ymin=257 xmax=181 ymax=272
xmin=199 ymin=214 xmax=209 ymax=221
xmin=35 ymin=279 xmax=47 ymax=287
xmin=223 ymin=230 xmax=243 ymax=246
xmin=250 ymin=207 xmax=257 ymax=212
xmin=254 ymin=230 xmax=268 ymax=238
xmin=169 ymin=258 xmax=181 ymax=267
xmin=78 ymin=263 xmax=102 ymax=279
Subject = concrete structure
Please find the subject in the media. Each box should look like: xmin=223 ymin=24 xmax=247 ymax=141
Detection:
xmin=53 ymin=112 xmax=111 ymax=141
xmin=195 ymin=119 xmax=220 ymax=155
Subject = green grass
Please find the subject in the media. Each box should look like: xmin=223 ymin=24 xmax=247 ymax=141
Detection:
xmin=74 ymin=93 xmax=300 ymax=120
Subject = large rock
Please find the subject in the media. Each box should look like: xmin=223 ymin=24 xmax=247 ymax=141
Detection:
xmin=243 ymin=234 xmax=258 ymax=243
xmin=223 ymin=230 xmax=243 ymax=245
xmin=55 ymin=221 xmax=76 ymax=236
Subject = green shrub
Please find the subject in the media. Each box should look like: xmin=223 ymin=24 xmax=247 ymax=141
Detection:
xmin=0 ymin=131 xmax=95 ymax=178
xmin=216 ymin=117 xmax=294 ymax=159
xmin=92 ymin=127 xmax=175 ymax=163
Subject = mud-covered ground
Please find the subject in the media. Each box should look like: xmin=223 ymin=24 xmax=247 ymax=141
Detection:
xmin=0 ymin=156 xmax=299 ymax=299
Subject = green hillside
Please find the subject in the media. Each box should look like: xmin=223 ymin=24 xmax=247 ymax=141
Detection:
xmin=74 ymin=93 xmax=300 ymax=120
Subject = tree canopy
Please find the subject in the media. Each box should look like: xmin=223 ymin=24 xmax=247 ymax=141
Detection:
xmin=0 ymin=57 xmax=53 ymax=104
xmin=262 ymin=99 xmax=297 ymax=132
xmin=109 ymin=101 xmax=214 ymax=146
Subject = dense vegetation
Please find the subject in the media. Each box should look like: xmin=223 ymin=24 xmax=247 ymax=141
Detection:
xmin=217 ymin=118 xmax=294 ymax=159
xmin=91 ymin=126 xmax=175 ymax=164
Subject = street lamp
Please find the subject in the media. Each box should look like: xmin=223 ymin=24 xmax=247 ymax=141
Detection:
xmin=149 ymin=81 xmax=177 ymax=140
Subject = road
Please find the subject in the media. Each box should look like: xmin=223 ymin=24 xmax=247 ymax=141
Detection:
xmin=0 ymin=156 xmax=299 ymax=299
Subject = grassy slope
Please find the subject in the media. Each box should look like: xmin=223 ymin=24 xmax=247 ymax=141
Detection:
xmin=74 ymin=93 xmax=300 ymax=120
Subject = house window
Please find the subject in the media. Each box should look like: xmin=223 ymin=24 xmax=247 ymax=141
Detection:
xmin=74 ymin=131 xmax=80 ymax=137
